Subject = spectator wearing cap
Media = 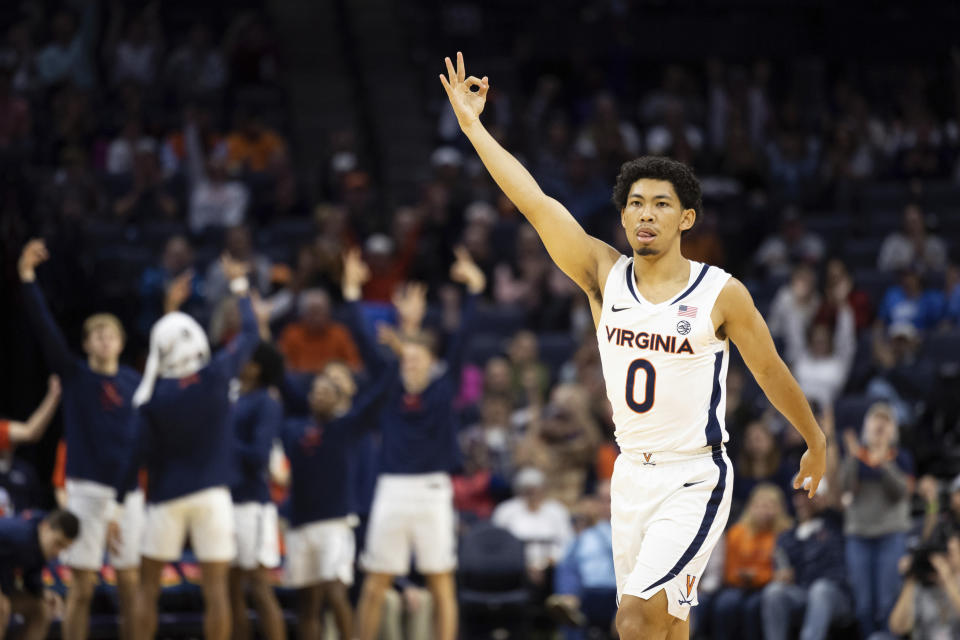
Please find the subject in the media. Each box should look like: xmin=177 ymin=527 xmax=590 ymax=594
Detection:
xmin=492 ymin=467 xmax=574 ymax=589
xmin=761 ymin=481 xmax=855 ymax=640
xmin=840 ymin=402 xmax=915 ymax=636
xmin=277 ymin=288 xmax=362 ymax=374
xmin=878 ymin=203 xmax=949 ymax=275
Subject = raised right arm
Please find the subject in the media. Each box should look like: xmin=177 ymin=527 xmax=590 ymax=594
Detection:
xmin=441 ymin=53 xmax=619 ymax=307
xmin=19 ymin=240 xmax=77 ymax=376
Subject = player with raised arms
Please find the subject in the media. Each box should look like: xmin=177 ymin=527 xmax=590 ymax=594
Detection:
xmin=440 ymin=52 xmax=826 ymax=640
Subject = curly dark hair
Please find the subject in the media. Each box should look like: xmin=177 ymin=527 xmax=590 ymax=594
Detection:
xmin=611 ymin=156 xmax=702 ymax=218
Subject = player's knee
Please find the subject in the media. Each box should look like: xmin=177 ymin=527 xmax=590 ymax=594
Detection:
xmin=361 ymin=573 xmax=392 ymax=600
xmin=68 ymin=572 xmax=97 ymax=603
xmin=616 ymin=597 xmax=671 ymax=639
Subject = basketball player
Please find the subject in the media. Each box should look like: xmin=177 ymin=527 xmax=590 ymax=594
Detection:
xmin=281 ymin=248 xmax=391 ymax=640
xmin=132 ymin=254 xmax=258 ymax=640
xmin=440 ymin=53 xmax=826 ymax=640
xmin=355 ymin=247 xmax=486 ymax=640
xmin=18 ymin=239 xmax=145 ymax=640
xmin=228 ymin=341 xmax=287 ymax=640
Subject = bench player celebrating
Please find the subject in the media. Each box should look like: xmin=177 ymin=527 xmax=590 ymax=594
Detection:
xmin=19 ymin=240 xmax=144 ymax=640
xmin=440 ymin=53 xmax=826 ymax=640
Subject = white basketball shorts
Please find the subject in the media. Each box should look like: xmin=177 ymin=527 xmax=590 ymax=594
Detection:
xmin=61 ymin=479 xmax=145 ymax=571
xmin=611 ymin=446 xmax=732 ymax=621
xmin=141 ymin=486 xmax=236 ymax=563
xmin=285 ymin=517 xmax=355 ymax=588
xmin=233 ymin=501 xmax=280 ymax=570
xmin=360 ymin=473 xmax=456 ymax=575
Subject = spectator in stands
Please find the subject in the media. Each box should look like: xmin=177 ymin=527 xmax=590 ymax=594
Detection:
xmin=514 ymin=384 xmax=600 ymax=507
xmin=761 ymin=483 xmax=855 ymax=640
xmin=204 ymin=225 xmax=271 ymax=309
xmin=876 ymin=268 xmax=944 ymax=332
xmin=547 ymin=482 xmax=617 ymax=640
xmin=0 ymin=63 xmax=31 ymax=158
xmin=713 ymin=483 xmax=792 ymax=640
xmin=460 ymin=392 xmax=520 ymax=482
xmin=112 ymin=144 xmax=179 ymax=222
xmin=766 ymin=264 xmax=820 ymax=340
xmin=732 ymin=420 xmax=795 ymax=516
xmin=164 ymin=23 xmax=227 ymax=99
xmin=184 ymin=112 xmax=249 ymax=234
xmin=874 ymin=533 xmax=960 ymax=639
xmin=492 ymin=467 xmax=574 ymax=589
xmin=507 ymin=330 xmax=550 ymax=403
xmin=815 ymin=259 xmax=872 ymax=331
xmin=139 ymin=235 xmax=204 ymax=336
xmin=224 ymin=12 xmax=280 ymax=86
xmin=783 ymin=283 xmax=856 ymax=407
xmin=106 ymin=118 xmax=157 ymax=176
xmin=766 ymin=129 xmax=820 ymax=203
xmin=277 ymin=288 xmax=362 ymax=374
xmin=36 ymin=3 xmax=97 ymax=88
xmin=105 ymin=3 xmax=164 ymax=87
xmin=878 ymin=203 xmax=948 ymax=274
xmin=753 ymin=206 xmax=825 ymax=279
xmin=225 ymin=109 xmax=287 ymax=176
xmin=922 ymin=474 xmax=960 ymax=543
xmin=0 ymin=376 xmax=61 ymax=516
xmin=0 ymin=510 xmax=80 ymax=640
xmin=840 ymin=402 xmax=914 ymax=635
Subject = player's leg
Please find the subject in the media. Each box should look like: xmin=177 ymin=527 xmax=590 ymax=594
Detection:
xmin=356 ymin=572 xmax=395 ymax=640
xmin=321 ymin=580 xmax=353 ymax=639
xmin=188 ymin=488 xmax=237 ymax=640
xmin=115 ymin=568 xmax=140 ymax=640
xmin=616 ymin=592 xmax=676 ymax=640
xmin=229 ymin=568 xmax=252 ymax=640
xmin=8 ymin=591 xmax=52 ymax=640
xmin=423 ymin=572 xmax=457 ymax=640
xmin=248 ymin=566 xmax=285 ymax=640
xmin=297 ymin=584 xmax=324 ymax=640
xmin=63 ymin=568 xmax=98 ymax=640
xmin=134 ymin=557 xmax=165 ymax=640
xmin=199 ymin=561 xmax=231 ymax=640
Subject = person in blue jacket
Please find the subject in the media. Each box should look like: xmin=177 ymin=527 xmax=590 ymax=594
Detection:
xmin=356 ymin=247 xmax=486 ymax=640
xmin=19 ymin=239 xmax=143 ymax=640
xmin=0 ymin=510 xmax=80 ymax=640
xmin=131 ymin=254 xmax=258 ymax=640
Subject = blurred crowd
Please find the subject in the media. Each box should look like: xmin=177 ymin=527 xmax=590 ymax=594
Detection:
xmin=1 ymin=1 xmax=960 ymax=639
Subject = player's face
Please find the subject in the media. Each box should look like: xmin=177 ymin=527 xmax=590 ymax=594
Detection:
xmin=39 ymin=523 xmax=74 ymax=560
xmin=308 ymin=375 xmax=340 ymax=416
xmin=620 ymin=179 xmax=695 ymax=256
xmin=84 ymin=325 xmax=123 ymax=363
xmin=400 ymin=342 xmax=434 ymax=394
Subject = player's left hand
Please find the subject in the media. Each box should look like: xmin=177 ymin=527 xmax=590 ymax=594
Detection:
xmin=450 ymin=246 xmax=486 ymax=294
xmin=795 ymin=446 xmax=826 ymax=499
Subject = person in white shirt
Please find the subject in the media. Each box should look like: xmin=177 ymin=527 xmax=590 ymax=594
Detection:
xmin=184 ymin=112 xmax=249 ymax=234
xmin=492 ymin=467 xmax=574 ymax=580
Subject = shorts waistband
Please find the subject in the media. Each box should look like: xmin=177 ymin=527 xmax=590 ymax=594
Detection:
xmin=619 ymin=444 xmax=725 ymax=465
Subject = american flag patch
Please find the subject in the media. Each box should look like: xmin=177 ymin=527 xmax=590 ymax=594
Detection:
xmin=677 ymin=305 xmax=698 ymax=318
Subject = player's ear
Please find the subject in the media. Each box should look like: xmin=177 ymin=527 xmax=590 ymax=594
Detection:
xmin=620 ymin=207 xmax=627 ymax=228
xmin=679 ymin=208 xmax=696 ymax=232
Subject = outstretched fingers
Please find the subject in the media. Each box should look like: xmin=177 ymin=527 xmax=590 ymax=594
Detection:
xmin=456 ymin=51 xmax=466 ymax=83
xmin=445 ymin=56 xmax=457 ymax=86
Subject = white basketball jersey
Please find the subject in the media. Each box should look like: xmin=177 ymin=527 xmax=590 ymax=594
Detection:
xmin=596 ymin=255 xmax=732 ymax=455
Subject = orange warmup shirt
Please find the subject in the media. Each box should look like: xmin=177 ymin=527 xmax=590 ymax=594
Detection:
xmin=723 ymin=522 xmax=777 ymax=588
xmin=278 ymin=322 xmax=362 ymax=374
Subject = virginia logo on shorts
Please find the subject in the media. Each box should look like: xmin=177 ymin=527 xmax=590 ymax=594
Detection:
xmin=642 ymin=452 xmax=655 ymax=466
xmin=678 ymin=575 xmax=696 ymax=606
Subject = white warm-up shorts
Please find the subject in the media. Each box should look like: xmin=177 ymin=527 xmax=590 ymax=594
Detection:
xmin=233 ymin=501 xmax=280 ymax=570
xmin=611 ymin=446 xmax=732 ymax=621
xmin=285 ymin=517 xmax=355 ymax=587
xmin=61 ymin=479 xmax=145 ymax=571
xmin=361 ymin=473 xmax=456 ymax=575
xmin=141 ymin=486 xmax=236 ymax=563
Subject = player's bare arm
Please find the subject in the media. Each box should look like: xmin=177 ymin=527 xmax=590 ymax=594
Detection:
xmin=440 ymin=52 xmax=619 ymax=320
xmin=713 ymin=277 xmax=827 ymax=498
xmin=6 ymin=375 xmax=61 ymax=444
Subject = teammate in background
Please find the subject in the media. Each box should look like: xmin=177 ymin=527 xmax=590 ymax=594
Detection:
xmin=281 ymin=248 xmax=391 ymax=640
xmin=228 ymin=342 xmax=287 ymax=640
xmin=441 ymin=53 xmax=826 ymax=640
xmin=132 ymin=254 xmax=259 ymax=640
xmin=18 ymin=239 xmax=144 ymax=640
xmin=356 ymin=247 xmax=486 ymax=640
xmin=0 ymin=510 xmax=80 ymax=640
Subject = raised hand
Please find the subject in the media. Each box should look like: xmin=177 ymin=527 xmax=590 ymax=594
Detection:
xmin=392 ymin=282 xmax=428 ymax=333
xmin=18 ymin=239 xmax=50 ymax=283
xmin=342 ymin=248 xmax=370 ymax=301
xmin=221 ymin=253 xmax=250 ymax=283
xmin=450 ymin=246 xmax=486 ymax=294
xmin=439 ymin=51 xmax=489 ymax=130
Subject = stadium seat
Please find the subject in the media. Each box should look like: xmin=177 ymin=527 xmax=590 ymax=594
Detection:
xmin=920 ymin=331 xmax=960 ymax=367
xmin=458 ymin=522 xmax=531 ymax=638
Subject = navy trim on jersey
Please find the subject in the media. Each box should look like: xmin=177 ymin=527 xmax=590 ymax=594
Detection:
xmin=625 ymin=259 xmax=642 ymax=304
xmin=670 ymin=264 xmax=710 ymax=306
xmin=642 ymin=351 xmax=726 ymax=593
